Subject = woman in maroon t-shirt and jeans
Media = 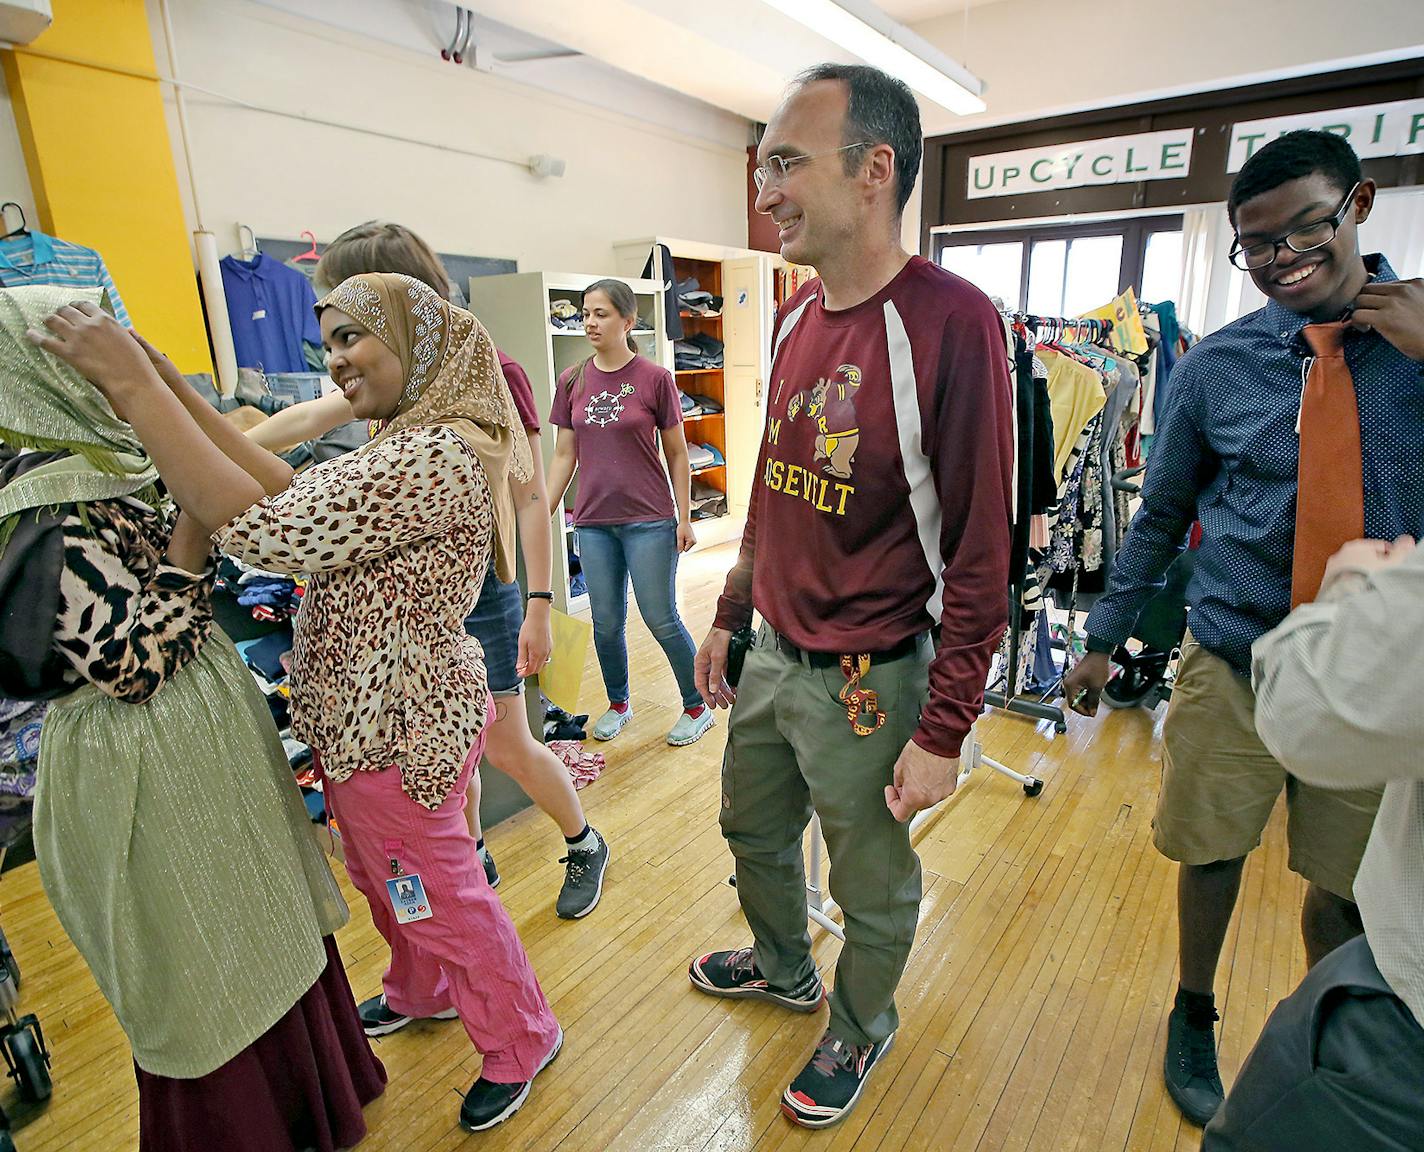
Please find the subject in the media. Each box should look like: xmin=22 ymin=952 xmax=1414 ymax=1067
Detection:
xmin=548 ymin=280 xmax=713 ymax=747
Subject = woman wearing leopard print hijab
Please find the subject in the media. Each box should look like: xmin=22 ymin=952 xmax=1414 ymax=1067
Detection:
xmin=31 ymin=274 xmax=562 ymax=1136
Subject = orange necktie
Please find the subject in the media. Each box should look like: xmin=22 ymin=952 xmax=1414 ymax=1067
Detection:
xmin=1292 ymin=322 xmax=1364 ymax=607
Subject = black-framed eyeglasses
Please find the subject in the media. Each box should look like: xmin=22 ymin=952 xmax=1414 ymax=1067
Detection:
xmin=752 ymin=142 xmax=874 ymax=193
xmin=1228 ymin=182 xmax=1361 ymax=271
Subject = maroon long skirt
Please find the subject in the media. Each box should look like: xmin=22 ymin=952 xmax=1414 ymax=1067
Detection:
xmin=134 ymin=936 xmax=386 ymax=1152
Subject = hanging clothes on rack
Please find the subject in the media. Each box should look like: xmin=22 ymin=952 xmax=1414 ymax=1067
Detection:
xmin=219 ymin=252 xmax=321 ymax=374
xmin=987 ymin=312 xmax=1111 ymax=728
xmin=0 ymin=230 xmax=131 ymax=325
xmin=1138 ymin=301 xmax=1195 ymax=456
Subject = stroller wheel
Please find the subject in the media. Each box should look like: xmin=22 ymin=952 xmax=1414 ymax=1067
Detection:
xmin=1103 ymin=649 xmax=1170 ymax=709
xmin=5 ymin=1027 xmax=50 ymax=1103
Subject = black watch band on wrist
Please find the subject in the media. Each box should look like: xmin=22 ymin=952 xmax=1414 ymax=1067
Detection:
xmin=526 ymin=591 xmax=554 ymax=602
xmin=1084 ymin=634 xmax=1116 ymax=655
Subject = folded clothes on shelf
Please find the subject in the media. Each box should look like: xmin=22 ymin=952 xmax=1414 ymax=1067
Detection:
xmin=685 ymin=391 xmax=722 ymax=413
xmin=676 ymin=333 xmax=724 ymax=366
xmin=676 ymin=277 xmax=723 ymax=316
xmin=687 ymin=443 xmax=725 ymax=471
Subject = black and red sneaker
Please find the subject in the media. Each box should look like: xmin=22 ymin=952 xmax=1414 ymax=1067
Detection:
xmin=688 ymin=947 xmax=825 ymax=1011
xmin=781 ymin=1029 xmax=895 ymax=1128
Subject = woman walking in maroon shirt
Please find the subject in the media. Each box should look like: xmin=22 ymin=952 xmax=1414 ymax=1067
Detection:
xmin=547 ymin=279 xmax=713 ymax=746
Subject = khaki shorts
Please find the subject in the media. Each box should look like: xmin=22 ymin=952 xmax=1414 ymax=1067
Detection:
xmin=1153 ymin=632 xmax=1382 ymax=900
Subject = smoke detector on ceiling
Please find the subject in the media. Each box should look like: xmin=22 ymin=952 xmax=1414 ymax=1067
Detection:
xmin=527 ymin=154 xmax=566 ymax=179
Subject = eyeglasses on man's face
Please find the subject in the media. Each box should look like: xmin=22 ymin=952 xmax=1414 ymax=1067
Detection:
xmin=1229 ymin=182 xmax=1362 ymax=272
xmin=752 ymin=142 xmax=874 ymax=193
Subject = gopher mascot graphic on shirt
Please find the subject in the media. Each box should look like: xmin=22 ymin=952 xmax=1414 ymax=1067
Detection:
xmin=787 ymin=363 xmax=862 ymax=480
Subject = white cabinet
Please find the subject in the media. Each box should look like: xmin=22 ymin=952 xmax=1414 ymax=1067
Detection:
xmin=612 ymin=238 xmax=776 ymax=551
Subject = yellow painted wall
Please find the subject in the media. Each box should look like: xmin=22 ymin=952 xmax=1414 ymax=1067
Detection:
xmin=2 ymin=0 xmax=211 ymax=372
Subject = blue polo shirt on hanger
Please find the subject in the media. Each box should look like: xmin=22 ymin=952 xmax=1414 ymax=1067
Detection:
xmin=0 ymin=231 xmax=131 ymax=326
xmin=219 ymin=253 xmax=320 ymax=373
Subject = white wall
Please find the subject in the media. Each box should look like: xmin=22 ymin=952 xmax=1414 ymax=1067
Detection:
xmin=0 ymin=71 xmax=35 ymax=227
xmin=913 ymin=0 xmax=1424 ymax=136
xmin=152 ymin=0 xmax=752 ymax=274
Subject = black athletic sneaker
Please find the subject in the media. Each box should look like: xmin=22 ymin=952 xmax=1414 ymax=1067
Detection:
xmin=781 ymin=1029 xmax=895 ymax=1128
xmin=357 ymin=993 xmax=459 ymax=1037
xmin=481 ymin=848 xmax=501 ymax=890
xmin=1164 ymin=1004 xmax=1224 ymax=1126
xmin=688 ymin=947 xmax=826 ymax=1011
xmin=556 ymin=831 xmax=610 ymax=919
xmin=459 ymin=1027 xmax=564 ymax=1132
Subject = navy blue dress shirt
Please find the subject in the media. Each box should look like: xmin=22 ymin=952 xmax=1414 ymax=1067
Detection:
xmin=1085 ymin=254 xmax=1424 ymax=676
xmin=220 ymin=254 xmax=320 ymax=374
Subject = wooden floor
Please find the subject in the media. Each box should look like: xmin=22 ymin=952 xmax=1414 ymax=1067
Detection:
xmin=2 ymin=541 xmax=1307 ymax=1151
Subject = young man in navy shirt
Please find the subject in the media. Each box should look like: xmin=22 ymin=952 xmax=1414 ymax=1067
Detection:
xmin=1065 ymin=130 xmax=1424 ymax=1127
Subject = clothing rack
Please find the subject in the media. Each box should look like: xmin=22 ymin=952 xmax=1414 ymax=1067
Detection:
xmin=985 ymin=311 xmax=1120 ymax=733
xmin=1009 ymin=312 xmax=1114 ymax=344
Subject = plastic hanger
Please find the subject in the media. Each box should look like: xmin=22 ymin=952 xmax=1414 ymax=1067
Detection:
xmin=291 ymin=230 xmax=320 ymax=263
xmin=237 ymin=223 xmax=259 ymax=261
xmin=0 ymin=203 xmax=28 ymax=241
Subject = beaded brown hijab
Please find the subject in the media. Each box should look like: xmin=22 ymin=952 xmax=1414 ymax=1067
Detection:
xmin=316 ymin=273 xmax=532 ymax=582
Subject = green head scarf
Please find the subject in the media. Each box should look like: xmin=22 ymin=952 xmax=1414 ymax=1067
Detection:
xmin=0 ymin=286 xmax=161 ymax=539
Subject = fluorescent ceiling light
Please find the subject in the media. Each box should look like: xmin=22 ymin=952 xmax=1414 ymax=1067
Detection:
xmin=760 ymin=0 xmax=986 ymax=116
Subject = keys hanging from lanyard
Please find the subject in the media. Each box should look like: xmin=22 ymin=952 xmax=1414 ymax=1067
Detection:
xmin=839 ymin=653 xmax=886 ymax=737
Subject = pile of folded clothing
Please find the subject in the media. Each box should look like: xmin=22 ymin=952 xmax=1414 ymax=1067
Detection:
xmin=691 ymin=478 xmax=727 ymax=521
xmin=679 ymin=391 xmax=723 ymax=417
xmin=675 ymin=332 xmax=724 ymax=370
xmin=677 ymin=277 xmax=723 ymax=317
xmin=549 ymin=299 xmax=583 ymax=331
xmin=687 ymin=442 xmax=725 ymax=472
xmin=217 ymin=559 xmax=306 ymax=623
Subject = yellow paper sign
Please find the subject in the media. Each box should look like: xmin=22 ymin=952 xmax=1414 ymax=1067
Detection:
xmin=539 ymin=608 xmax=593 ymax=714
xmin=1080 ymin=287 xmax=1149 ymax=356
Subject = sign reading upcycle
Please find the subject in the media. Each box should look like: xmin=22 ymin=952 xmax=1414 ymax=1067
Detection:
xmin=966 ymin=130 xmax=1194 ymax=200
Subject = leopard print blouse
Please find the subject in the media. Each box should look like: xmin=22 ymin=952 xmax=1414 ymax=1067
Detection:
xmin=216 ymin=424 xmax=494 ymax=810
xmin=53 ymin=500 xmax=213 ymax=703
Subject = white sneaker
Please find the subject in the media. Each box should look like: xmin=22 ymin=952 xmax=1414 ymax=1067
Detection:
xmin=593 ymin=706 xmax=633 ymax=741
xmin=667 ymin=708 xmax=716 ymax=746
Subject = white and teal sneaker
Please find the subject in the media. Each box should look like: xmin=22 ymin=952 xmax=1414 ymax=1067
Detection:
xmin=593 ymin=706 xmax=633 ymax=741
xmin=667 ymin=707 xmax=716 ymax=746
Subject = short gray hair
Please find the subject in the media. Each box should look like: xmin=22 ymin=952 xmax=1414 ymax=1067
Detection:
xmin=794 ymin=63 xmax=922 ymax=214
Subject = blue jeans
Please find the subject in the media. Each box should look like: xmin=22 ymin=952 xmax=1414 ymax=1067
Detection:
xmin=577 ymin=518 xmax=701 ymax=710
xmin=464 ymin=563 xmax=524 ymax=696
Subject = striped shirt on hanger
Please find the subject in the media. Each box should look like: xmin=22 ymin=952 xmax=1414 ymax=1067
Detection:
xmin=0 ymin=231 xmax=130 ymax=326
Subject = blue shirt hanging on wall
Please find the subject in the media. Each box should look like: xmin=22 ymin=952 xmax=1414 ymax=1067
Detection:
xmin=219 ymin=253 xmax=320 ymax=373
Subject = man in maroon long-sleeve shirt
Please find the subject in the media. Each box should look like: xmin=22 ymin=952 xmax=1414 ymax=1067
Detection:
xmin=687 ymin=64 xmax=1013 ymax=1129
